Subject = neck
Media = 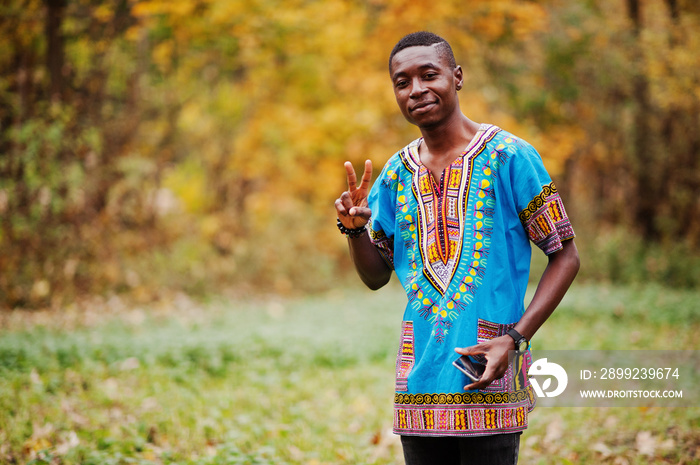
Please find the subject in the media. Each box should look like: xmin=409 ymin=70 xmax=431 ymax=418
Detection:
xmin=419 ymin=113 xmax=481 ymax=160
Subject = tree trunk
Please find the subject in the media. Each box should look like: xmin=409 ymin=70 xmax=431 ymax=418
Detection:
xmin=627 ymin=0 xmax=658 ymax=241
xmin=45 ymin=0 xmax=66 ymax=102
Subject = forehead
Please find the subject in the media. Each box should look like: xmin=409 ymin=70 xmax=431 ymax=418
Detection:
xmin=390 ymin=45 xmax=449 ymax=76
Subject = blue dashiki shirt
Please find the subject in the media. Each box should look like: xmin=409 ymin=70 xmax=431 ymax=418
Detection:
xmin=367 ymin=124 xmax=575 ymax=437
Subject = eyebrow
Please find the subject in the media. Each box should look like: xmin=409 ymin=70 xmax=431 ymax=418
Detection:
xmin=391 ymin=62 xmax=440 ymax=81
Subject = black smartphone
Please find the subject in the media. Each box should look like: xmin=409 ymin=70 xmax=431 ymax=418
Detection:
xmin=452 ymin=355 xmax=486 ymax=382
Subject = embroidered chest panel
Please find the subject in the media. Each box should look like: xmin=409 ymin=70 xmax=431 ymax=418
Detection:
xmin=395 ymin=126 xmax=525 ymax=344
xmin=401 ymin=127 xmax=500 ymax=297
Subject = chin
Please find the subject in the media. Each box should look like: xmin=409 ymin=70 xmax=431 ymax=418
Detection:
xmin=415 ymin=116 xmax=443 ymax=130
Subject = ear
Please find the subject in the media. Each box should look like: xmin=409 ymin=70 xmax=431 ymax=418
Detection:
xmin=454 ymin=65 xmax=464 ymax=91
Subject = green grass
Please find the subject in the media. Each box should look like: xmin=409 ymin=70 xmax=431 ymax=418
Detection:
xmin=0 ymin=282 xmax=698 ymax=464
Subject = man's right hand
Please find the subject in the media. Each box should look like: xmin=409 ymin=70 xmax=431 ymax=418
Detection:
xmin=335 ymin=160 xmax=373 ymax=229
xmin=335 ymin=159 xmax=391 ymax=290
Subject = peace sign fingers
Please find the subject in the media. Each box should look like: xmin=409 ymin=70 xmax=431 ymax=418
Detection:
xmin=336 ymin=159 xmax=374 ymax=229
xmin=345 ymin=160 xmax=373 ymax=194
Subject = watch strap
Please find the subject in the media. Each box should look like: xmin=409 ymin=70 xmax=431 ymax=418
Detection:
xmin=506 ymin=328 xmax=529 ymax=351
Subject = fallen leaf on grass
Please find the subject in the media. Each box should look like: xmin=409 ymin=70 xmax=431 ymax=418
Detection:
xmin=120 ymin=357 xmax=141 ymax=370
xmin=30 ymin=368 xmax=43 ymax=387
xmin=636 ymin=431 xmax=656 ymax=455
xmin=142 ymin=448 xmax=157 ymax=461
xmin=61 ymin=399 xmax=89 ymax=427
xmin=54 ymin=431 xmax=80 ymax=455
xmin=369 ymin=428 xmax=401 ymax=462
xmin=287 ymin=445 xmax=304 ymax=461
xmin=23 ymin=424 xmax=54 ymax=461
xmin=523 ymin=434 xmax=541 ymax=451
xmin=543 ymin=415 xmax=563 ymax=447
xmin=140 ymin=396 xmax=160 ymax=411
xmin=592 ymin=442 xmax=612 ymax=457
xmin=636 ymin=430 xmax=675 ymax=456
xmin=659 ymin=438 xmax=674 ymax=450
xmin=23 ymin=436 xmax=51 ymax=454
xmin=604 ymin=415 xmax=618 ymax=429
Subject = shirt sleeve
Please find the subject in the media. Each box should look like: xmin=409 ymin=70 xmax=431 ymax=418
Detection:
xmin=509 ymin=140 xmax=576 ymax=255
xmin=366 ymin=157 xmax=400 ymax=269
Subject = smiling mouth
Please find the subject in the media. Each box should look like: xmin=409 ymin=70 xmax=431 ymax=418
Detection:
xmin=411 ymin=101 xmax=436 ymax=113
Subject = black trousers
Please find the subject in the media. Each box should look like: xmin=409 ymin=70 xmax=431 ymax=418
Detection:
xmin=401 ymin=432 xmax=521 ymax=465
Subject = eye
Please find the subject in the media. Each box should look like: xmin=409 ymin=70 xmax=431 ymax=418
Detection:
xmin=424 ymin=73 xmax=438 ymax=80
xmin=395 ymin=80 xmax=408 ymax=89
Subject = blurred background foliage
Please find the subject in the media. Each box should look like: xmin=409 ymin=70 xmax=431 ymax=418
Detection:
xmin=1 ymin=0 xmax=699 ymax=309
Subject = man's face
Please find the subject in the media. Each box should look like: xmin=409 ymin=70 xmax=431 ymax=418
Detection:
xmin=390 ymin=45 xmax=462 ymax=129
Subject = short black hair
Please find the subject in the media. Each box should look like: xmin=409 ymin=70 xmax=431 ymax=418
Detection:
xmin=389 ymin=31 xmax=456 ymax=72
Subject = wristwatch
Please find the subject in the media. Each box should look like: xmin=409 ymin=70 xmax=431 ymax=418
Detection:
xmin=506 ymin=328 xmax=529 ymax=352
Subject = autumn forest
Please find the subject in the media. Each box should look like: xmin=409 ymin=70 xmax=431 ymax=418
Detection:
xmin=1 ymin=0 xmax=699 ymax=308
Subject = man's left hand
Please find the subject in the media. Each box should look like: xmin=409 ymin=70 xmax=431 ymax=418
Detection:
xmin=454 ymin=335 xmax=515 ymax=391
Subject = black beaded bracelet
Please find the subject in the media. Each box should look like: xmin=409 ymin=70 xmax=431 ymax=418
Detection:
xmin=336 ymin=218 xmax=367 ymax=238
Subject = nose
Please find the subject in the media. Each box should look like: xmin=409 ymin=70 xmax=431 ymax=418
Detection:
xmin=409 ymin=77 xmax=427 ymax=99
